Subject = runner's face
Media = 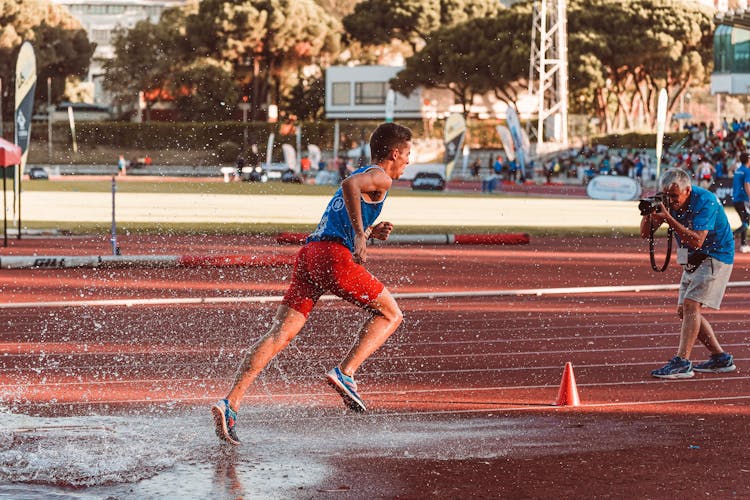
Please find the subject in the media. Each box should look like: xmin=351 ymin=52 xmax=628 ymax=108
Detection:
xmin=393 ymin=142 xmax=411 ymax=177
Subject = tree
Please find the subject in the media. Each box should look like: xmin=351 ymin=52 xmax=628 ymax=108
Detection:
xmin=103 ymin=10 xmax=185 ymax=120
xmin=170 ymin=59 xmax=240 ymax=122
xmin=0 ymin=0 xmax=94 ymax=122
xmin=343 ymin=0 xmax=500 ymax=52
xmin=313 ymin=0 xmax=364 ymax=19
xmin=184 ymin=0 xmax=341 ymax=120
xmin=282 ymin=73 xmax=325 ymax=121
xmin=390 ymin=8 xmax=530 ymax=116
xmin=568 ymin=0 xmax=713 ymax=133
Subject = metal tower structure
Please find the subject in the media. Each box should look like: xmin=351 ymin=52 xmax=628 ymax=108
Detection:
xmin=528 ymin=0 xmax=569 ymax=152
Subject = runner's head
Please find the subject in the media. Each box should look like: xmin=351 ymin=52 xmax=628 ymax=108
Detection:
xmin=370 ymin=123 xmax=412 ymax=164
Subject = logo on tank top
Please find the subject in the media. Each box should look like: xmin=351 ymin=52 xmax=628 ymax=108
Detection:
xmin=331 ymin=197 xmax=345 ymax=212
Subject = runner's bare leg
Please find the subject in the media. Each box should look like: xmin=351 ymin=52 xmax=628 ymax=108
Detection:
xmin=339 ymin=289 xmax=403 ymax=376
xmin=226 ymin=305 xmax=306 ymax=410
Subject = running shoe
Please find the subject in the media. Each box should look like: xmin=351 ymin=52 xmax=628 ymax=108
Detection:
xmin=693 ymin=353 xmax=737 ymax=373
xmin=651 ymin=356 xmax=694 ymax=379
xmin=740 ymin=245 xmax=750 ymax=254
xmin=326 ymin=367 xmax=367 ymax=412
xmin=211 ymin=399 xmax=240 ymax=445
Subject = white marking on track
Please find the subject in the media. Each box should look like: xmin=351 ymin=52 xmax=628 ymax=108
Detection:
xmin=2 ymin=281 xmax=750 ymax=309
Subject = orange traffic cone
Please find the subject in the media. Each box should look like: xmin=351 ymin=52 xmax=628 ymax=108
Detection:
xmin=554 ymin=362 xmax=581 ymax=406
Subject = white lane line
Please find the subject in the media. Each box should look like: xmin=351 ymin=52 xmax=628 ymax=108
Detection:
xmin=3 ymin=341 xmax=748 ymax=362
xmin=4 ymin=372 xmax=749 ymax=391
xmin=3 ymin=281 xmax=750 ymax=309
xmin=9 ymin=394 xmax=750 ymax=416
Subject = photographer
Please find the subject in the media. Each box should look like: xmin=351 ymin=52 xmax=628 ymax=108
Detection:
xmin=640 ymin=168 xmax=736 ymax=379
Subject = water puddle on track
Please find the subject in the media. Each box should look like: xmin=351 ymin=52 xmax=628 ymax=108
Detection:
xmin=0 ymin=406 xmax=653 ymax=498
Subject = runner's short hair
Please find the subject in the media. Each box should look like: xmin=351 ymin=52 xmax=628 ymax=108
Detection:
xmin=369 ymin=123 xmax=412 ymax=163
xmin=740 ymin=152 xmax=749 ymax=164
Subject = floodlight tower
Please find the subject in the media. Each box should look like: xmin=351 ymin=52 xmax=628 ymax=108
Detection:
xmin=528 ymin=0 xmax=569 ymax=152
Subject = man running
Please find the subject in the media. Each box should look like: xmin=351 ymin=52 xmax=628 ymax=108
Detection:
xmin=212 ymin=122 xmax=412 ymax=444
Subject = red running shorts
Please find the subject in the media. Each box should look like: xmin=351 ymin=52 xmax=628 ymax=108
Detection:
xmin=282 ymin=241 xmax=385 ymax=317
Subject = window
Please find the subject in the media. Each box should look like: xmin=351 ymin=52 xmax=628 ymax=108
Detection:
xmin=92 ymin=29 xmax=111 ymax=44
xmin=355 ymin=82 xmax=386 ymax=105
xmin=331 ymin=82 xmax=350 ymax=105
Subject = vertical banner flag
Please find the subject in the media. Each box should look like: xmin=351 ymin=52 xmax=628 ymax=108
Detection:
xmin=14 ymin=41 xmax=36 ymax=223
xmin=443 ymin=113 xmax=466 ymax=180
xmin=68 ymin=105 xmax=78 ymax=153
xmin=496 ymin=125 xmax=516 ymax=161
xmin=505 ymin=106 xmax=526 ymax=179
xmin=307 ymin=144 xmax=321 ymax=170
xmin=385 ymin=89 xmax=395 ymax=123
xmin=655 ymin=88 xmax=668 ymax=180
xmin=265 ymin=132 xmax=274 ymax=169
xmin=295 ymin=125 xmax=302 ymax=164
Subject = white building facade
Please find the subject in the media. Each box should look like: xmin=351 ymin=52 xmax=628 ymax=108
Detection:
xmin=325 ymin=65 xmax=425 ymax=120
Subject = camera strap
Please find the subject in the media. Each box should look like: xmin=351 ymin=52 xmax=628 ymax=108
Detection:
xmin=649 ymin=224 xmax=673 ymax=272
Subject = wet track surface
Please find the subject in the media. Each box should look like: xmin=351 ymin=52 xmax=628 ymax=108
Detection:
xmin=2 ymin=235 xmax=750 ymax=498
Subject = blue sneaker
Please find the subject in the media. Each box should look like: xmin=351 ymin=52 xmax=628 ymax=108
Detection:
xmin=693 ymin=353 xmax=737 ymax=373
xmin=326 ymin=367 xmax=367 ymax=412
xmin=211 ymin=399 xmax=240 ymax=445
xmin=651 ymin=356 xmax=694 ymax=379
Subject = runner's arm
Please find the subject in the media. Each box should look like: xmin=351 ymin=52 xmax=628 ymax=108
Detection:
xmin=341 ymin=169 xmax=391 ymax=262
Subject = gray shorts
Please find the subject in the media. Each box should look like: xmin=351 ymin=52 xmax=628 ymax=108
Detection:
xmin=678 ymin=257 xmax=733 ymax=309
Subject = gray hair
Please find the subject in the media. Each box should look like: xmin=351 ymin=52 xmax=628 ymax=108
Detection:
xmin=659 ymin=168 xmax=692 ymax=191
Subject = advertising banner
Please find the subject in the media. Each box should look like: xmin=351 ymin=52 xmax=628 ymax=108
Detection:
xmin=265 ymin=133 xmax=275 ymax=168
xmin=496 ymin=125 xmax=515 ymax=161
xmin=282 ymin=143 xmax=297 ymax=173
xmin=586 ymin=175 xmax=642 ymax=201
xmin=505 ymin=106 xmax=526 ymax=178
xmin=307 ymin=144 xmax=321 ymax=170
xmin=14 ymin=41 xmax=36 ymax=224
xmin=443 ymin=113 xmax=466 ymax=180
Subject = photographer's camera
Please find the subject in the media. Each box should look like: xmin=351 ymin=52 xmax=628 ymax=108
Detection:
xmin=638 ymin=193 xmax=666 ymax=216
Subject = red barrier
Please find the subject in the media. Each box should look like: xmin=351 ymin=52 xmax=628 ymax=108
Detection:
xmin=453 ymin=233 xmax=530 ymax=245
xmin=276 ymin=232 xmax=530 ymax=246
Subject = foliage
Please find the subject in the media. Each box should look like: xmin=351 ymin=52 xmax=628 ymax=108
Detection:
xmin=590 ymin=131 xmax=689 ymax=149
xmin=313 ymin=0 xmax=363 ymax=18
xmin=169 ymin=59 xmax=240 ymax=122
xmin=31 ymin=119 xmax=428 ymax=153
xmin=343 ymin=0 xmax=500 ymax=52
xmin=103 ymin=9 xmax=186 ymax=117
xmin=0 ymin=0 xmax=94 ymax=124
xmin=183 ymin=0 xmax=341 ymax=121
xmin=568 ymin=0 xmax=714 ymax=133
xmin=103 ymin=1 xmax=341 ymax=122
xmin=390 ymin=5 xmax=530 ymax=116
xmin=282 ymin=73 xmax=326 ymax=121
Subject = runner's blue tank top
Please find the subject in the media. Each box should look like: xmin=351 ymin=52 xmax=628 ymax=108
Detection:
xmin=307 ymin=165 xmax=388 ymax=253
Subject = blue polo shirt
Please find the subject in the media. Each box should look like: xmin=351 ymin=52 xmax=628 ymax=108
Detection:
xmin=671 ymin=186 xmax=734 ymax=264
xmin=733 ymin=164 xmax=750 ymax=203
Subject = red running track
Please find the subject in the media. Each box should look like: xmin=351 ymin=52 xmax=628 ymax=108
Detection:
xmin=1 ymin=234 xmax=749 ymax=497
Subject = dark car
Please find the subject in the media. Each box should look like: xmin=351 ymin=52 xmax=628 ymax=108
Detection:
xmin=28 ymin=167 xmax=49 ymax=180
xmin=411 ymin=172 xmax=445 ymax=191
